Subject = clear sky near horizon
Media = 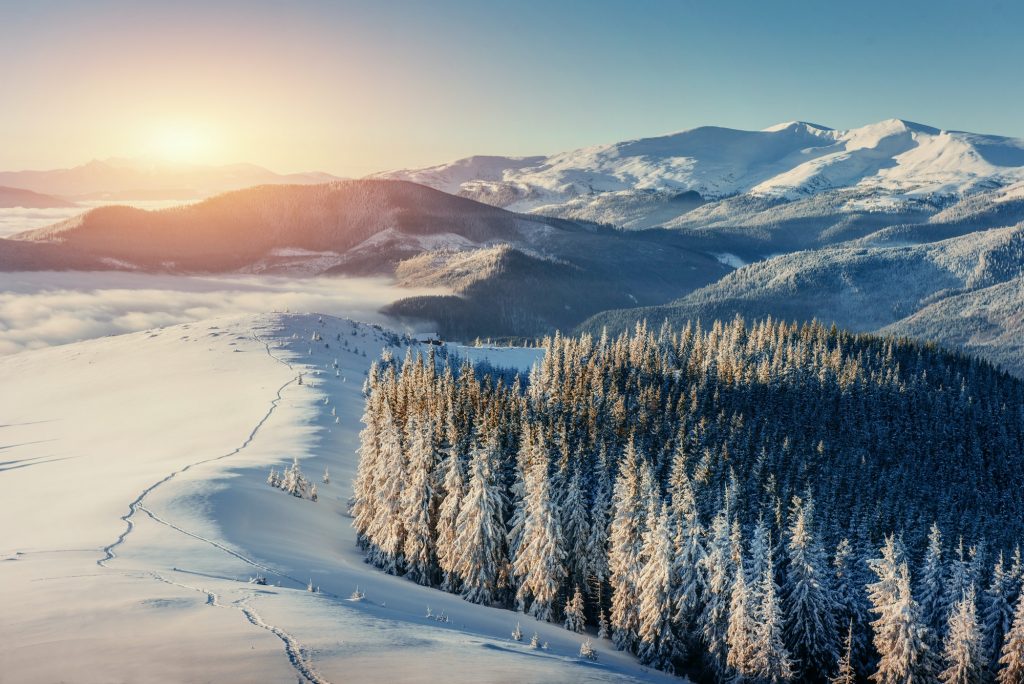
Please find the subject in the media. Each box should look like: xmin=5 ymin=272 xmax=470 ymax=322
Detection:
xmin=1 ymin=0 xmax=1022 ymax=176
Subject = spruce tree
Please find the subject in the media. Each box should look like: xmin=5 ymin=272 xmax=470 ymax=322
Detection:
xmin=726 ymin=544 xmax=755 ymax=679
xmin=831 ymin=620 xmax=857 ymax=684
xmin=700 ymin=507 xmax=734 ymax=678
xmin=868 ymin=558 xmax=934 ymax=684
xmin=564 ymin=585 xmax=585 ymax=633
xmin=453 ymin=428 xmax=507 ymax=605
xmin=985 ymin=554 xmax=1015 ymax=675
xmin=436 ymin=448 xmax=466 ymax=592
xmin=920 ymin=523 xmax=950 ymax=640
xmin=401 ymin=415 xmax=437 ymax=585
xmin=512 ymin=440 xmax=566 ymax=621
xmin=608 ymin=437 xmax=645 ymax=651
xmin=939 ymin=586 xmax=985 ymax=684
xmin=636 ymin=503 xmax=676 ymax=672
xmin=997 ymin=591 xmax=1024 ymax=684
xmin=782 ymin=496 xmax=840 ymax=681
xmin=749 ymin=549 xmax=794 ymax=683
xmin=561 ymin=465 xmax=591 ymax=594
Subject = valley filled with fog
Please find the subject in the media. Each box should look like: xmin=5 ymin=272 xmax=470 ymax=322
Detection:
xmin=0 ymin=270 xmax=444 ymax=354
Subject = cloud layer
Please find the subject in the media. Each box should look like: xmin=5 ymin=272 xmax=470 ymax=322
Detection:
xmin=0 ymin=271 xmax=441 ymax=355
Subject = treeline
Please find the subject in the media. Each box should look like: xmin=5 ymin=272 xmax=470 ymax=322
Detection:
xmin=351 ymin=317 xmax=1024 ymax=682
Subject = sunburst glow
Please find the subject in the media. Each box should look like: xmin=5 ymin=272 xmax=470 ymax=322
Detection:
xmin=148 ymin=124 xmax=213 ymax=164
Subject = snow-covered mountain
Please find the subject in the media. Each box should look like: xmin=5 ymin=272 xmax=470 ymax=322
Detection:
xmin=375 ymin=119 xmax=1024 ymax=228
xmin=5 ymin=180 xmax=728 ymax=339
xmin=580 ymin=217 xmax=1024 ymax=376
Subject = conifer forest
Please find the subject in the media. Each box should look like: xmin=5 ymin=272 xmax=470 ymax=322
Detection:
xmin=353 ymin=318 xmax=1024 ymax=682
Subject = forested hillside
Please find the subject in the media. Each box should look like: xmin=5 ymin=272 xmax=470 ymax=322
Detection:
xmin=353 ymin=318 xmax=1024 ymax=681
xmin=582 ymin=223 xmax=1024 ymax=376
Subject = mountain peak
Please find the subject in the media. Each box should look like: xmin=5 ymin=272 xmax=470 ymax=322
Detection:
xmin=761 ymin=120 xmax=833 ymax=134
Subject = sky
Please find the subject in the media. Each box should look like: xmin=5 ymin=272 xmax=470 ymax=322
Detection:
xmin=1 ymin=0 xmax=1022 ymax=176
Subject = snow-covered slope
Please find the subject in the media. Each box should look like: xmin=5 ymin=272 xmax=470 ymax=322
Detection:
xmin=374 ymin=120 xmax=1024 ymax=224
xmin=578 ymin=223 xmax=1024 ymax=376
xmin=0 ymin=313 xmax=668 ymax=683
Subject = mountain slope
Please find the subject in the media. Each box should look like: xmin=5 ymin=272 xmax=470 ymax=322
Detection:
xmin=376 ymin=120 xmax=1024 ymax=228
xmin=0 ymin=312 xmax=668 ymax=683
xmin=881 ymin=275 xmax=1024 ymax=374
xmin=0 ymin=185 xmax=75 ymax=208
xmin=579 ymin=223 xmax=1024 ymax=375
xmin=7 ymin=179 xmax=729 ymax=339
xmin=13 ymin=180 xmax=538 ymax=271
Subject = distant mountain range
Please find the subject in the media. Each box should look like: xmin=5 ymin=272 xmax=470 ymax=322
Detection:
xmin=0 ymin=185 xmax=75 ymax=209
xmin=4 ymin=119 xmax=1024 ymax=374
xmin=6 ymin=180 xmax=727 ymax=338
xmin=376 ymin=118 xmax=1024 ymax=229
xmin=373 ymin=120 xmax=1024 ymax=374
xmin=579 ymin=181 xmax=1024 ymax=374
xmin=0 ymin=157 xmax=339 ymax=201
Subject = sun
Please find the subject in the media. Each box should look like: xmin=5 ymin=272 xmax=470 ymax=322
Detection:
xmin=148 ymin=124 xmax=213 ymax=164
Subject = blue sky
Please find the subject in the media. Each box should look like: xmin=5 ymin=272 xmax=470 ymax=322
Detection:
xmin=1 ymin=0 xmax=1022 ymax=173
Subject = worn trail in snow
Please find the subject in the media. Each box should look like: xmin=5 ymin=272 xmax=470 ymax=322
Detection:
xmin=96 ymin=333 xmax=294 ymax=569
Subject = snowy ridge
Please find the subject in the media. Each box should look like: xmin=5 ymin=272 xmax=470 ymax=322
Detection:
xmin=374 ymin=119 xmax=1024 ymax=217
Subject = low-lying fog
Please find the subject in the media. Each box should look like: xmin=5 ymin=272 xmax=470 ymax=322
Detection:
xmin=0 ymin=201 xmax=191 ymax=238
xmin=0 ymin=271 xmax=443 ymax=355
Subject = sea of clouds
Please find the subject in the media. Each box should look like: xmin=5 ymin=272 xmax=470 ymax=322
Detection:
xmin=0 ymin=271 xmax=440 ymax=355
xmin=0 ymin=201 xmax=190 ymax=239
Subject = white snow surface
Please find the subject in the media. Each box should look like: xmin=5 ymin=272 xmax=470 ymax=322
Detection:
xmin=374 ymin=119 xmax=1024 ymax=211
xmin=0 ymin=312 xmax=674 ymax=683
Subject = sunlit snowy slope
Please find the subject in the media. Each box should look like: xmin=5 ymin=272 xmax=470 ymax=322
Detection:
xmin=0 ymin=313 xmax=674 ymax=683
xmin=376 ymin=119 xmax=1024 ymax=227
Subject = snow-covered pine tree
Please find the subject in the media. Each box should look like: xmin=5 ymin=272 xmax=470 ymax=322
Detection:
xmin=985 ymin=553 xmax=1015 ymax=675
xmin=700 ymin=507 xmax=734 ymax=678
xmin=608 ymin=436 xmax=646 ymax=652
xmin=997 ymin=591 xmax=1024 ymax=684
xmin=561 ymin=465 xmax=591 ymax=595
xmin=920 ymin=523 xmax=950 ymax=646
xmin=832 ymin=620 xmax=857 ymax=684
xmin=1010 ymin=546 xmax=1024 ymax=609
xmin=452 ymin=427 xmax=507 ymax=606
xmin=597 ymin=609 xmax=610 ymax=640
xmin=749 ymin=548 xmax=794 ymax=683
xmin=939 ymin=586 xmax=985 ymax=684
xmin=365 ymin=402 xmax=406 ymax=573
xmin=436 ymin=447 xmax=466 ymax=593
xmin=833 ymin=537 xmax=870 ymax=676
xmin=585 ymin=445 xmax=612 ymax=608
xmin=868 ymin=552 xmax=934 ymax=684
xmin=726 ymin=536 xmax=755 ymax=679
xmin=782 ymin=496 xmax=840 ymax=681
xmin=281 ymin=456 xmax=309 ymax=498
xmin=401 ymin=414 xmax=437 ymax=586
xmin=564 ymin=585 xmax=585 ymax=633
xmin=949 ymin=537 xmax=973 ymax=607
xmin=668 ymin=442 xmax=705 ymax=660
xmin=512 ymin=429 xmax=566 ymax=621
xmin=636 ymin=503 xmax=676 ymax=672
